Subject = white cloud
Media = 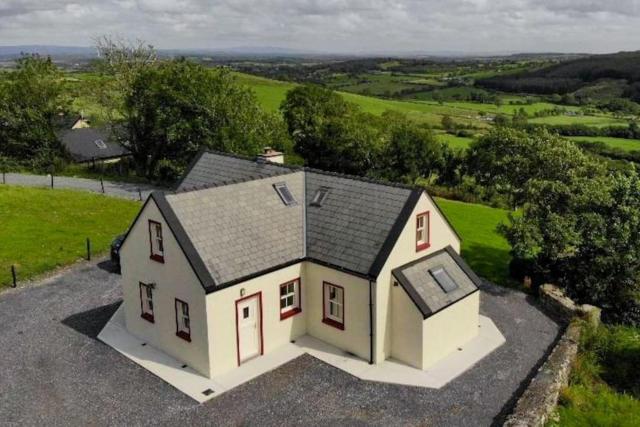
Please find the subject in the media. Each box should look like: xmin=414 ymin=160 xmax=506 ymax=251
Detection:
xmin=0 ymin=0 xmax=639 ymax=53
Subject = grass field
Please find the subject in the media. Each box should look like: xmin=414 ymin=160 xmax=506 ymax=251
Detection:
xmin=436 ymin=133 xmax=475 ymax=150
xmin=436 ymin=197 xmax=513 ymax=286
xmin=0 ymin=186 xmax=140 ymax=288
xmin=529 ymin=114 xmax=629 ymax=127
xmin=553 ymin=323 xmax=640 ymax=426
xmin=568 ymin=136 xmax=640 ymax=152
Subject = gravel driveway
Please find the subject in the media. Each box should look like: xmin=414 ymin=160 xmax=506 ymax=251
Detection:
xmin=0 ymin=261 xmax=560 ymax=426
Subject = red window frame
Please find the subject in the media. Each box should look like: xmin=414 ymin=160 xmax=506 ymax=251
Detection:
xmin=322 ymin=281 xmax=345 ymax=330
xmin=148 ymin=220 xmax=165 ymax=263
xmin=416 ymin=211 xmax=431 ymax=252
xmin=139 ymin=282 xmax=154 ymax=323
xmin=279 ymin=278 xmax=302 ymax=320
xmin=175 ymin=298 xmax=191 ymax=342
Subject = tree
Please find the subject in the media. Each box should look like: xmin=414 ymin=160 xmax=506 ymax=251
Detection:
xmin=280 ymin=84 xmax=352 ymax=162
xmin=466 ymin=127 xmax=602 ymax=207
xmin=92 ymin=36 xmax=158 ymax=121
xmin=120 ymin=59 xmax=289 ymax=179
xmin=502 ymin=170 xmax=640 ymax=325
xmin=378 ymin=113 xmax=447 ymax=183
xmin=441 ymin=115 xmax=455 ymax=132
xmin=0 ymin=55 xmax=67 ymax=167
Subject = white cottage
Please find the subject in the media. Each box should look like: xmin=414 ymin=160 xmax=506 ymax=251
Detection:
xmin=118 ymin=150 xmax=481 ymax=379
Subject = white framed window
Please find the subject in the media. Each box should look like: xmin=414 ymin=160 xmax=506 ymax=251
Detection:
xmin=175 ymin=299 xmax=191 ymax=342
xmin=416 ymin=211 xmax=430 ymax=251
xmin=149 ymin=220 xmax=164 ymax=262
xmin=323 ymin=282 xmax=344 ymax=330
xmin=139 ymin=282 xmax=154 ymax=322
xmin=279 ymin=279 xmax=301 ymax=319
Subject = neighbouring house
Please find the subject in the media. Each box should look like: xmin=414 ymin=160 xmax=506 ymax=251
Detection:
xmin=118 ymin=149 xmax=481 ymax=379
xmin=58 ymin=127 xmax=130 ymax=164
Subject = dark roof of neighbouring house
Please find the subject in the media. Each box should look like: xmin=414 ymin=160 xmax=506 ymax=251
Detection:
xmin=391 ymin=246 xmax=481 ymax=319
xmin=53 ymin=114 xmax=84 ymax=130
xmin=58 ymin=128 xmax=130 ymax=163
xmin=135 ymin=150 xmax=461 ymax=293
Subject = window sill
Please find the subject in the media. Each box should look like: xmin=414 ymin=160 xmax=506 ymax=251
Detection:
xmin=416 ymin=242 xmax=430 ymax=252
xmin=322 ymin=318 xmax=344 ymax=330
xmin=141 ymin=313 xmax=155 ymax=323
xmin=150 ymin=254 xmax=165 ymax=263
xmin=280 ymin=307 xmax=302 ymax=321
xmin=176 ymin=331 xmax=191 ymax=342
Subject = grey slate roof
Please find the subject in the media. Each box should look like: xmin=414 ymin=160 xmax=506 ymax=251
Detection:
xmin=166 ymin=172 xmax=305 ymax=286
xmin=58 ymin=128 xmax=130 ymax=163
xmin=145 ymin=150 xmax=463 ymax=292
xmin=175 ymin=151 xmax=295 ymax=191
xmin=392 ymin=246 xmax=480 ymax=319
xmin=305 ymin=171 xmax=415 ymax=275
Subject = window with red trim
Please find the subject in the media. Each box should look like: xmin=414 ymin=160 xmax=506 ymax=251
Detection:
xmin=279 ymin=279 xmax=301 ymax=320
xmin=175 ymin=299 xmax=191 ymax=342
xmin=323 ymin=282 xmax=344 ymax=330
xmin=149 ymin=220 xmax=164 ymax=262
xmin=416 ymin=211 xmax=430 ymax=251
xmin=139 ymin=282 xmax=154 ymax=323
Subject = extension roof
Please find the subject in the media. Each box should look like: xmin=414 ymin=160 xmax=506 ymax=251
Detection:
xmin=142 ymin=150 xmax=460 ymax=293
xmin=391 ymin=246 xmax=480 ymax=319
xmin=58 ymin=128 xmax=130 ymax=163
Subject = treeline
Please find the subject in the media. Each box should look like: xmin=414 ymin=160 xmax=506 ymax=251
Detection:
xmin=478 ymin=51 xmax=640 ymax=99
xmin=525 ymin=122 xmax=640 ymax=139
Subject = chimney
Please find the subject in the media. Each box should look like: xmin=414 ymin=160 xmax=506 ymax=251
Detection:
xmin=257 ymin=147 xmax=284 ymax=164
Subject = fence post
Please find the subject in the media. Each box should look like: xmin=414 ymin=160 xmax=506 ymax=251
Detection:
xmin=2 ymin=171 xmax=5 ymax=184
xmin=11 ymin=265 xmax=17 ymax=288
xmin=86 ymin=238 xmax=91 ymax=261
xmin=100 ymin=177 xmax=105 ymax=194
xmin=138 ymin=188 xmax=142 ymax=201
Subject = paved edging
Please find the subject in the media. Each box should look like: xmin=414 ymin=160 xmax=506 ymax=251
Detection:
xmin=1 ymin=172 xmax=162 ymax=200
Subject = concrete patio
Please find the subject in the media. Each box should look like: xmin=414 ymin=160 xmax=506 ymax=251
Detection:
xmin=99 ymin=304 xmax=505 ymax=402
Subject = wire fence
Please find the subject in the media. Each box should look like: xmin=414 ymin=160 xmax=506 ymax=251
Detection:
xmin=0 ymin=172 xmax=160 ymax=201
xmin=2 ymin=237 xmax=99 ymax=288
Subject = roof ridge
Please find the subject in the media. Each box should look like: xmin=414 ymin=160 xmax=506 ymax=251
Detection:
xmin=172 ymin=167 xmax=302 ymax=195
xmin=202 ymin=149 xmax=303 ymax=171
xmin=302 ymin=166 xmax=421 ymax=191
xmin=199 ymin=149 xmax=421 ymax=192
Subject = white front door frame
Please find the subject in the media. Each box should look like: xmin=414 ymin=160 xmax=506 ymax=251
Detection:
xmin=235 ymin=292 xmax=263 ymax=365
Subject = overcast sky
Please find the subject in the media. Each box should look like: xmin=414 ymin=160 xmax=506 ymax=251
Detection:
xmin=1 ymin=0 xmax=639 ymax=54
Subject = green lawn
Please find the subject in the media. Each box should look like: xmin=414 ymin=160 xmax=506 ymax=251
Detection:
xmin=568 ymin=136 xmax=640 ymax=153
xmin=0 ymin=186 xmax=140 ymax=288
xmin=436 ymin=197 xmax=514 ymax=286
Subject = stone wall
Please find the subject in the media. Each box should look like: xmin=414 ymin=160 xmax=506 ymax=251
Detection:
xmin=503 ymin=285 xmax=600 ymax=427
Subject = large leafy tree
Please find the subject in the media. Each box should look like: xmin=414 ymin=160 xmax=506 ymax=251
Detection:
xmin=0 ymin=55 xmax=67 ymax=167
xmin=466 ymin=127 xmax=602 ymax=207
xmin=502 ymin=168 xmax=640 ymax=325
xmin=119 ymin=59 xmax=289 ymax=179
xmin=378 ymin=112 xmax=447 ymax=184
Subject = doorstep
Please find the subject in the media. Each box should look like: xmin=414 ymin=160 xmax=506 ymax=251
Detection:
xmin=99 ymin=307 xmax=505 ymax=403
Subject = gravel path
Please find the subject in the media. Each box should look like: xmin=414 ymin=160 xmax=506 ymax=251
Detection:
xmin=1 ymin=172 xmax=161 ymax=200
xmin=0 ymin=261 xmax=561 ymax=426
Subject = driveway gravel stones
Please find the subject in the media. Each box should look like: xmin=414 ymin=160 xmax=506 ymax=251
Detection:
xmin=0 ymin=261 xmax=560 ymax=426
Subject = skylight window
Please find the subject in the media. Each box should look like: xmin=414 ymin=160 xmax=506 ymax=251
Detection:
xmin=273 ymin=182 xmax=296 ymax=206
xmin=430 ymin=267 xmax=459 ymax=293
xmin=311 ymin=187 xmax=330 ymax=207
xmin=94 ymin=139 xmax=107 ymax=149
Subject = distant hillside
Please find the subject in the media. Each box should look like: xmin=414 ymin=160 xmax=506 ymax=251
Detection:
xmin=477 ymin=51 xmax=640 ymax=101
